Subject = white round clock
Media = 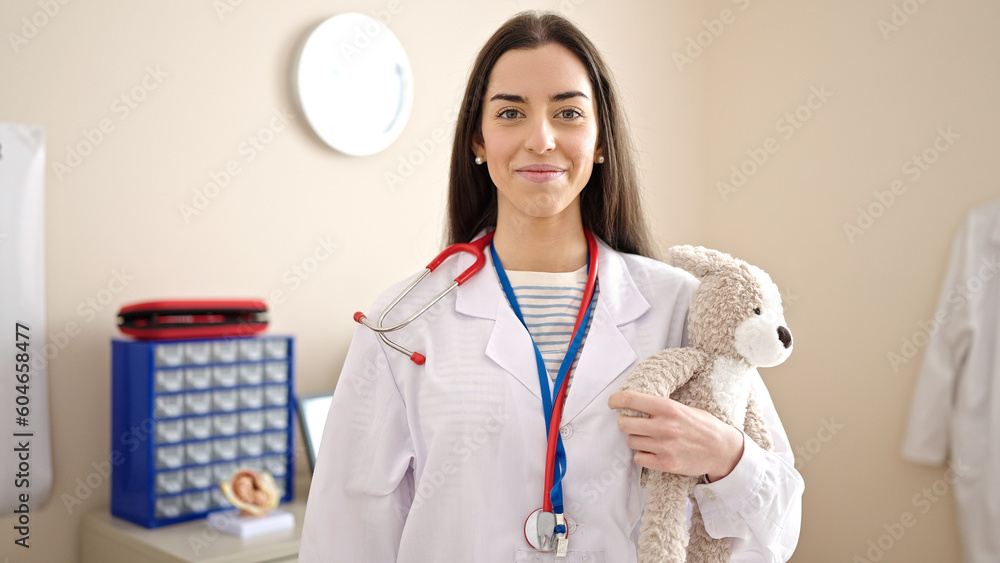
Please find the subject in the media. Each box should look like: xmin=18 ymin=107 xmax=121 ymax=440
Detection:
xmin=295 ymin=14 xmax=413 ymax=156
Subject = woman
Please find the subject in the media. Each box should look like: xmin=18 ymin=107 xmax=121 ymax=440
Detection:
xmin=300 ymin=11 xmax=803 ymax=562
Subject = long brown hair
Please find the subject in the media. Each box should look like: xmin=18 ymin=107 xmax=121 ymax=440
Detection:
xmin=446 ymin=11 xmax=654 ymax=258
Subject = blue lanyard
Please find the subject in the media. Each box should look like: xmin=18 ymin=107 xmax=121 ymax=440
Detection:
xmin=489 ymin=240 xmax=597 ymax=514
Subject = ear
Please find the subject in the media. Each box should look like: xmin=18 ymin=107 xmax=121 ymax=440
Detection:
xmin=594 ymin=144 xmax=604 ymax=163
xmin=668 ymin=245 xmax=741 ymax=279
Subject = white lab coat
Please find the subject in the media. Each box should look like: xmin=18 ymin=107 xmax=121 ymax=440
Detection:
xmin=300 ymin=239 xmax=803 ymax=562
xmin=902 ymin=199 xmax=1000 ymax=563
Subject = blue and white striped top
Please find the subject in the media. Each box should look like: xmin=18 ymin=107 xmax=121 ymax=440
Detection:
xmin=505 ymin=267 xmax=599 ymax=389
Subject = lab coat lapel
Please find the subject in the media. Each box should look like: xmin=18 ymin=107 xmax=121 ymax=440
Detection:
xmin=486 ymin=300 xmax=544 ymax=400
xmin=455 ymin=240 xmax=544 ymax=401
xmin=454 ymin=237 xmax=652 ymax=407
xmin=560 ymin=297 xmax=637 ymax=423
xmin=561 ymin=239 xmax=650 ymax=423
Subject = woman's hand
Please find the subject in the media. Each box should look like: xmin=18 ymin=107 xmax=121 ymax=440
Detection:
xmin=608 ymin=390 xmax=744 ymax=482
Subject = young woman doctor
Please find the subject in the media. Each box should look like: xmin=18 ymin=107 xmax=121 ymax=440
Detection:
xmin=300 ymin=11 xmax=803 ymax=562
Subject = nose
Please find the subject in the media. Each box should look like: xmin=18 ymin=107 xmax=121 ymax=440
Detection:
xmin=524 ymin=117 xmax=556 ymax=153
xmin=777 ymin=326 xmax=792 ymax=349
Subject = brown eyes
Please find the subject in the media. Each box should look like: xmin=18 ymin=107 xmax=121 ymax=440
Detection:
xmin=495 ymin=108 xmax=583 ymax=120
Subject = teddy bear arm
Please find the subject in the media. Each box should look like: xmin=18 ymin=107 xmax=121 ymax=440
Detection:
xmin=620 ymin=348 xmax=709 ymax=403
xmin=743 ymin=391 xmax=774 ymax=452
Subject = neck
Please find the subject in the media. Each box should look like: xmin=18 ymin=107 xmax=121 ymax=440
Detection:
xmin=492 ymin=215 xmax=588 ymax=273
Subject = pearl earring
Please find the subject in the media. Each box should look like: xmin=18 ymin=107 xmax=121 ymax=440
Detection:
xmin=597 ymin=156 xmax=605 ymax=164
xmin=475 ymin=156 xmax=484 ymax=165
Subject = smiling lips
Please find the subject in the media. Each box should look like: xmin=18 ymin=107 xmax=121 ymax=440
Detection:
xmin=515 ymin=164 xmax=566 ymax=184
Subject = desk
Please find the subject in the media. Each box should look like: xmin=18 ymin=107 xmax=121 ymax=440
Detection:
xmin=80 ymin=500 xmax=305 ymax=563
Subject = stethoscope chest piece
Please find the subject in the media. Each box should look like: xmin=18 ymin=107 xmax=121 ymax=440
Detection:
xmin=524 ymin=508 xmax=571 ymax=555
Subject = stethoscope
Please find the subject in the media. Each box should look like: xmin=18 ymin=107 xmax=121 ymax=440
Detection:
xmin=354 ymin=229 xmax=600 ymax=556
xmin=354 ymin=232 xmax=494 ymax=365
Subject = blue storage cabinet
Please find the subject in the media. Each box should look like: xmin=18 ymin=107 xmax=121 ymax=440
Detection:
xmin=111 ymin=336 xmax=295 ymax=528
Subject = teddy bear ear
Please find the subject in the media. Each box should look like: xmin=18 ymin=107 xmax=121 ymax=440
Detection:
xmin=668 ymin=245 xmax=739 ymax=279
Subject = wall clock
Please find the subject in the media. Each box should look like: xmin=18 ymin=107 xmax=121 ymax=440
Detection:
xmin=295 ymin=14 xmax=413 ymax=156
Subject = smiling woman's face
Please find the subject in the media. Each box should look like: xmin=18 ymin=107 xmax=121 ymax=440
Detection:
xmin=473 ymin=43 xmax=603 ymax=228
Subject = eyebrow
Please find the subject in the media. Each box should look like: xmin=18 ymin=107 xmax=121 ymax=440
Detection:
xmin=488 ymin=90 xmax=590 ymax=103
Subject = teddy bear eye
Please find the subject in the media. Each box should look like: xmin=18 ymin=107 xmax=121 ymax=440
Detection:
xmin=753 ymin=308 xmax=761 ymax=315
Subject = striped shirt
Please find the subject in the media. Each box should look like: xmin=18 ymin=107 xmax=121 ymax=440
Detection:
xmin=505 ymin=267 xmax=598 ymax=390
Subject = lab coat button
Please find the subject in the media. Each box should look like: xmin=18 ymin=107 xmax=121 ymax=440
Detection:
xmin=704 ymin=488 xmax=717 ymax=500
xmin=559 ymin=424 xmax=573 ymax=439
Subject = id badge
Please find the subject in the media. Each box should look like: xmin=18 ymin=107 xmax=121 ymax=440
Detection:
xmin=514 ymin=548 xmax=606 ymax=562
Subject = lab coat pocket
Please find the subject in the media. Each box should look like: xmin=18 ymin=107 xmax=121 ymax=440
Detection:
xmin=514 ymin=548 xmax=606 ymax=562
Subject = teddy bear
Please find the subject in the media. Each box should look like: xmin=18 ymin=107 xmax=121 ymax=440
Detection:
xmin=618 ymin=245 xmax=793 ymax=563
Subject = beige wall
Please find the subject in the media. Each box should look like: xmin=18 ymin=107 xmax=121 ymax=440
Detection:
xmin=698 ymin=1 xmax=998 ymax=561
xmin=0 ymin=0 xmax=993 ymax=561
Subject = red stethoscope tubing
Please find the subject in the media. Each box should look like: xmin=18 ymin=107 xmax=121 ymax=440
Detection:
xmin=540 ymin=230 xmax=599 ymax=513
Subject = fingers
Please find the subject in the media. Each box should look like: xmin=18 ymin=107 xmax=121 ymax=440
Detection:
xmin=632 ymin=450 xmax=656 ymax=470
xmin=608 ymin=390 xmax=674 ymax=416
xmin=612 ymin=392 xmax=686 ymax=439
xmin=621 ymin=422 xmax=688 ymax=457
xmin=617 ymin=412 xmax=665 ymax=437
xmin=624 ymin=433 xmax=660 ymax=453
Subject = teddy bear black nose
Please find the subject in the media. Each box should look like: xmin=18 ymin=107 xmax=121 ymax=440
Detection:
xmin=777 ymin=326 xmax=792 ymax=349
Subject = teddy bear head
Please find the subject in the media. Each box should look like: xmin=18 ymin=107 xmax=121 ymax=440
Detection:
xmin=670 ymin=245 xmax=792 ymax=368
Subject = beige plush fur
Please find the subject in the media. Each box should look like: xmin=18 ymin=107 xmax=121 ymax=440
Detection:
xmin=619 ymin=246 xmax=793 ymax=563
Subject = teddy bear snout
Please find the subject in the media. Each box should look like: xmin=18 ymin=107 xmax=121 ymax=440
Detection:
xmin=777 ymin=326 xmax=792 ymax=349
